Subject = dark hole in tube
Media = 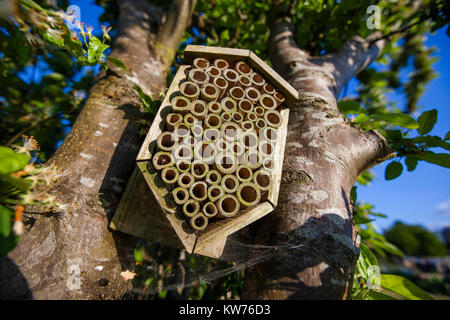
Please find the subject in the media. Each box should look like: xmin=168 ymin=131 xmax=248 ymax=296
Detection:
xmin=241 ymin=186 xmax=257 ymax=202
xmin=239 ymin=168 xmax=250 ymax=179
xmin=193 ymin=184 xmax=206 ymax=198
xmin=222 ymin=197 xmax=236 ymax=213
xmin=224 ymin=177 xmax=235 ymax=189
xmin=257 ymin=174 xmax=270 ymax=187
xmin=194 ymin=216 xmax=206 ymax=227
xmin=268 ymin=113 xmax=280 ymax=124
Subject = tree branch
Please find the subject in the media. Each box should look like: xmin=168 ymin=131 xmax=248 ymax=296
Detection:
xmin=155 ymin=0 xmax=197 ymax=70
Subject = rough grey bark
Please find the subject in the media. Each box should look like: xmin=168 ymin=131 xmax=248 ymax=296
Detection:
xmin=0 ymin=0 xmax=196 ymax=299
xmin=241 ymin=16 xmax=394 ymax=299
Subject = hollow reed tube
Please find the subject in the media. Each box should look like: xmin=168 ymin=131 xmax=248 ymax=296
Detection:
xmin=190 ymin=213 xmax=209 ymax=231
xmin=215 ymin=194 xmax=240 ymax=218
xmin=236 ymin=182 xmax=261 ymax=208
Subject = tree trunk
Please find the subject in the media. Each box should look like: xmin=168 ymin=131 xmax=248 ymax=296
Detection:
xmin=0 ymin=0 xmax=195 ymax=299
xmin=241 ymin=17 xmax=394 ymax=299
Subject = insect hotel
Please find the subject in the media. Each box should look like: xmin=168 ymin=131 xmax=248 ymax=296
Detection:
xmin=110 ymin=45 xmax=298 ymax=259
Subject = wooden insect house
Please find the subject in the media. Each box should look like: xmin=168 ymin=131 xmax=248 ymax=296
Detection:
xmin=110 ymin=45 xmax=299 ymax=259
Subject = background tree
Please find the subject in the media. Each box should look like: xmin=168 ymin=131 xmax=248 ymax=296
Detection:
xmin=0 ymin=0 xmax=449 ymax=299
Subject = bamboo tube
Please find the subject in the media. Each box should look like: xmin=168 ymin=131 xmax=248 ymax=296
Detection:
xmin=203 ymin=128 xmax=221 ymax=142
xmin=235 ymin=61 xmax=253 ymax=76
xmin=215 ymin=138 xmax=229 ymax=153
xmin=183 ymin=113 xmax=198 ymax=127
xmin=216 ymin=194 xmax=240 ymax=218
xmin=214 ymin=152 xmax=238 ymax=175
xmin=152 ymin=151 xmax=174 ymax=171
xmin=182 ymin=199 xmax=200 ymax=217
xmin=178 ymin=172 xmax=195 ymax=189
xmin=161 ymin=166 xmax=179 ymax=186
xmin=208 ymin=185 xmax=224 ymax=202
xmin=176 ymin=160 xmax=191 ymax=173
xmin=213 ymin=58 xmax=229 ymax=72
xmin=236 ymin=182 xmax=261 ymax=207
xmin=202 ymin=202 xmax=218 ymax=218
xmin=238 ymin=74 xmax=252 ymax=88
xmin=229 ymin=86 xmax=245 ymax=101
xmin=250 ymin=72 xmax=266 ymax=89
xmin=204 ymin=114 xmax=222 ymax=129
xmin=245 ymin=87 xmax=261 ymax=103
xmin=263 ymin=127 xmax=278 ymax=143
xmin=223 ymin=68 xmax=239 ymax=88
xmin=156 ymin=131 xmax=177 ymax=152
xmin=254 ymin=106 xmax=265 ymax=117
xmin=221 ymin=97 xmax=237 ymax=113
xmin=255 ymin=118 xmax=267 ymax=131
xmin=188 ymin=68 xmax=209 ymax=86
xmin=245 ymin=149 xmax=262 ymax=170
xmin=189 ymin=181 xmax=208 ymax=202
xmin=193 ymin=140 xmax=217 ymax=164
xmin=179 ymin=81 xmax=200 ymax=101
xmin=172 ymin=144 xmax=192 ymax=162
xmin=171 ymin=96 xmax=191 ymax=114
xmin=261 ymin=82 xmax=276 ymax=95
xmin=173 ymin=122 xmax=191 ymax=139
xmin=221 ymin=111 xmax=232 ymax=122
xmin=172 ymin=187 xmax=189 ymax=205
xmin=246 ymin=112 xmax=258 ymax=122
xmin=236 ymin=165 xmax=253 ymax=183
xmin=166 ymin=113 xmax=182 ymax=131
xmin=239 ymin=130 xmax=259 ymax=150
xmin=205 ymin=169 xmax=222 ymax=186
xmin=231 ymin=112 xmax=243 ymax=123
xmin=190 ymin=100 xmax=208 ymax=119
xmin=220 ymin=122 xmax=242 ymax=141
xmin=191 ymin=161 xmax=209 ymax=180
xmin=274 ymin=91 xmax=285 ymax=106
xmin=193 ymin=57 xmax=210 ymax=70
xmin=207 ymin=101 xmax=222 ymax=114
xmin=213 ymin=76 xmax=228 ymax=99
xmin=259 ymin=140 xmax=275 ymax=158
xmin=191 ymin=123 xmax=203 ymax=141
xmin=262 ymin=157 xmax=274 ymax=171
xmin=190 ymin=213 xmax=209 ymax=231
xmin=229 ymin=140 xmax=245 ymax=157
xmin=220 ymin=174 xmax=239 ymax=193
xmin=241 ymin=120 xmax=255 ymax=131
xmin=253 ymin=169 xmax=272 ymax=192
xmin=206 ymin=65 xmax=221 ymax=79
xmin=200 ymin=83 xmax=220 ymax=101
xmin=264 ymin=109 xmax=282 ymax=128
xmin=238 ymin=99 xmax=254 ymax=114
xmin=259 ymin=94 xmax=277 ymax=110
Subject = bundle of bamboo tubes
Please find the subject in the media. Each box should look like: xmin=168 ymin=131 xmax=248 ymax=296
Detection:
xmin=153 ymin=57 xmax=285 ymax=232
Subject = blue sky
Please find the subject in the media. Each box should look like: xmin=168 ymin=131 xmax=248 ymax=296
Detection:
xmin=68 ymin=0 xmax=449 ymax=233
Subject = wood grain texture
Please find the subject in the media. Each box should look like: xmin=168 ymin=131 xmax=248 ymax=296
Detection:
xmin=267 ymin=108 xmax=289 ymax=207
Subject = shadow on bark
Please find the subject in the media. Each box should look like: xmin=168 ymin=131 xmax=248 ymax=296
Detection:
xmin=0 ymin=257 xmax=33 ymax=299
xmin=240 ymin=212 xmax=358 ymax=299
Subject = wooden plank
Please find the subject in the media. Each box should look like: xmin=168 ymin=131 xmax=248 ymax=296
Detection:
xmin=267 ymin=108 xmax=289 ymax=207
xmin=136 ymin=65 xmax=190 ymax=161
xmin=110 ymin=167 xmax=186 ymax=250
xmin=136 ymin=161 xmax=197 ymax=253
xmin=194 ymin=202 xmax=274 ymax=255
xmin=183 ymin=45 xmax=250 ymax=65
xmin=193 ymin=237 xmax=227 ymax=258
xmin=247 ymin=51 xmax=299 ymax=105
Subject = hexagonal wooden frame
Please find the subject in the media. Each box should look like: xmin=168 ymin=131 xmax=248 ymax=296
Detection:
xmin=110 ymin=45 xmax=298 ymax=259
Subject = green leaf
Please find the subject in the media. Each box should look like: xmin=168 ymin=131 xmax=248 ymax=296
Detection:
xmin=360 ymin=243 xmax=378 ymax=267
xmin=338 ymin=100 xmax=362 ymax=114
xmin=350 ymin=186 xmax=357 ymax=202
xmin=367 ymin=290 xmax=397 ymax=300
xmin=106 ymin=57 xmax=127 ymax=70
xmin=413 ymin=136 xmax=450 ymax=151
xmin=353 ymin=114 xmax=369 ymax=124
xmin=385 ymin=161 xmax=403 ymax=180
xmin=371 ymin=113 xmax=419 ymax=129
xmin=417 ymin=109 xmax=437 ymax=135
xmin=404 ymin=157 xmax=418 ymax=171
xmin=413 ymin=151 xmax=450 ymax=168
xmin=0 ymin=205 xmax=13 ymax=238
xmin=0 ymin=147 xmax=30 ymax=174
xmin=445 ymin=131 xmax=450 ymax=141
xmin=87 ymin=36 xmax=109 ymax=64
xmin=380 ymin=274 xmax=434 ymax=300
